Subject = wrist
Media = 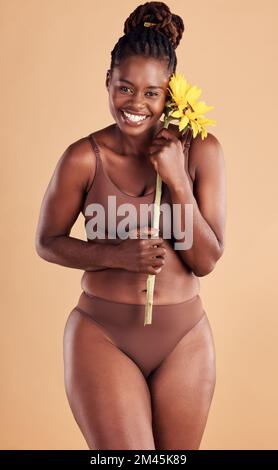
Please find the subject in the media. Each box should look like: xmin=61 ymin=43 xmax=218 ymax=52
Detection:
xmin=168 ymin=176 xmax=190 ymax=197
xmin=105 ymin=242 xmax=123 ymax=269
xmin=89 ymin=242 xmax=120 ymax=269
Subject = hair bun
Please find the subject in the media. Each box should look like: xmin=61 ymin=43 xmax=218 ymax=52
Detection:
xmin=124 ymin=1 xmax=185 ymax=49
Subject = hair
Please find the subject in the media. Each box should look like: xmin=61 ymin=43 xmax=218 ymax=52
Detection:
xmin=109 ymin=1 xmax=185 ymax=75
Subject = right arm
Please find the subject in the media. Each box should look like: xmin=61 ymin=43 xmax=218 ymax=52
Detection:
xmin=35 ymin=138 xmax=117 ymax=271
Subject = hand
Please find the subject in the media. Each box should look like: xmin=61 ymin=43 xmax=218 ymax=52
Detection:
xmin=116 ymin=227 xmax=167 ymax=275
xmin=148 ymin=128 xmax=187 ymax=189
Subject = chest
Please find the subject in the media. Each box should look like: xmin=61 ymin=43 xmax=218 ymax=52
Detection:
xmin=106 ymin=156 xmax=156 ymax=197
xmin=102 ymin=147 xmax=195 ymax=198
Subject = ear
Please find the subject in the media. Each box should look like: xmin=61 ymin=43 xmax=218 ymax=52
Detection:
xmin=106 ymin=69 xmax=111 ymax=90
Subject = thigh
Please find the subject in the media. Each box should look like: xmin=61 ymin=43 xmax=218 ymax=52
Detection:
xmin=147 ymin=312 xmax=216 ymax=450
xmin=63 ymin=308 xmax=155 ymax=450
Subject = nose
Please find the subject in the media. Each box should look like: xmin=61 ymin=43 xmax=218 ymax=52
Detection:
xmin=129 ymin=91 xmax=147 ymax=110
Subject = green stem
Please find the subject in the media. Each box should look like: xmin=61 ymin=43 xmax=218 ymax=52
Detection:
xmin=144 ymin=119 xmax=170 ymax=326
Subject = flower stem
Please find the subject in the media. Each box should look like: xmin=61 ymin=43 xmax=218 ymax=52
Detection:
xmin=144 ymin=119 xmax=169 ymax=326
xmin=144 ymin=172 xmax=162 ymax=325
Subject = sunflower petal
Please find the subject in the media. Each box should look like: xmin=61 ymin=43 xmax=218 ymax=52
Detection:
xmin=179 ymin=115 xmax=189 ymax=132
xmin=201 ymin=127 xmax=208 ymax=140
xmin=186 ymin=85 xmax=202 ymax=105
xmin=191 ymin=120 xmax=200 ymax=138
xmin=193 ymin=101 xmax=214 ymax=114
xmin=171 ymin=109 xmax=183 ymax=118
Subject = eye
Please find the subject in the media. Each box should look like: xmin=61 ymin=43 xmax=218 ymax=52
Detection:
xmin=119 ymin=86 xmax=132 ymax=93
xmin=146 ymin=91 xmax=159 ymax=97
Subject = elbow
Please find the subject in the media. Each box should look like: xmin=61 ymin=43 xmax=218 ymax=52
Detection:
xmin=193 ymin=243 xmax=225 ymax=277
xmin=35 ymin=235 xmax=53 ymax=260
xmin=35 ymin=232 xmax=43 ymax=258
xmin=35 ymin=239 xmax=48 ymax=260
xmin=193 ymin=262 xmax=215 ymax=277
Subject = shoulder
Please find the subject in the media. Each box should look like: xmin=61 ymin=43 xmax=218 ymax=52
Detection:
xmin=58 ymin=133 xmax=91 ymax=163
xmin=54 ymin=133 xmax=97 ymax=192
xmin=188 ymin=131 xmax=225 ymax=179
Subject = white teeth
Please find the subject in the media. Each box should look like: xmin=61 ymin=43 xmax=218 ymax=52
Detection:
xmin=122 ymin=111 xmax=148 ymax=122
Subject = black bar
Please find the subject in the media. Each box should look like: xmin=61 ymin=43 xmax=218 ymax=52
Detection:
xmin=1 ymin=450 xmax=278 ymax=467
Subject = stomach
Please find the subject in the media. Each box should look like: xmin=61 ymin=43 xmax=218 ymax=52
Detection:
xmin=80 ymin=239 xmax=200 ymax=305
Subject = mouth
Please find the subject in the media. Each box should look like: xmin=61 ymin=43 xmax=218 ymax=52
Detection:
xmin=120 ymin=109 xmax=151 ymax=126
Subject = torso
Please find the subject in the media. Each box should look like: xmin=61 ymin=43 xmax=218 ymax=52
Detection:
xmin=80 ymin=122 xmax=200 ymax=305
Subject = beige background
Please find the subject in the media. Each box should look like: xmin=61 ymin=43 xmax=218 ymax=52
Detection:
xmin=1 ymin=0 xmax=277 ymax=450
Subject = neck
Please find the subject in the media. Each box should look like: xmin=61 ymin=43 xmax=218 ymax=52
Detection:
xmin=113 ymin=121 xmax=164 ymax=159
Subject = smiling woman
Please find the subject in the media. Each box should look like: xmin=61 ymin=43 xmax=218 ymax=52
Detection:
xmin=36 ymin=0 xmax=224 ymax=452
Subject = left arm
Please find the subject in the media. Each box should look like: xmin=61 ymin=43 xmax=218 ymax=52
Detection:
xmin=169 ymin=133 xmax=226 ymax=276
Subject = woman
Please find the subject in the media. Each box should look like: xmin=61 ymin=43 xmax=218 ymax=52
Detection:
xmin=35 ymin=1 xmax=226 ymax=450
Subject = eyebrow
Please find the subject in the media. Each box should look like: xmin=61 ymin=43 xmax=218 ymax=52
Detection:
xmin=118 ymin=79 xmax=164 ymax=90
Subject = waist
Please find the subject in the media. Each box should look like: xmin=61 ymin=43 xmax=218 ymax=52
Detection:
xmin=76 ymin=289 xmax=204 ymax=322
xmin=81 ymin=268 xmax=200 ymax=305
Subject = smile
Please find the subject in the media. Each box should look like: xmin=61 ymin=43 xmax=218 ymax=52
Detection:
xmin=120 ymin=110 xmax=150 ymax=125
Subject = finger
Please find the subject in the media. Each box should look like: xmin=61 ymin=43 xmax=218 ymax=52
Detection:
xmin=149 ymin=266 xmax=162 ymax=275
xmin=155 ymin=128 xmax=179 ymax=142
xmin=148 ymin=237 xmax=164 ymax=246
xmin=148 ymin=144 xmax=164 ymax=155
xmin=151 ymin=257 xmax=165 ymax=268
xmin=150 ymin=247 xmax=166 ymax=258
xmin=152 ymin=137 xmax=169 ymax=145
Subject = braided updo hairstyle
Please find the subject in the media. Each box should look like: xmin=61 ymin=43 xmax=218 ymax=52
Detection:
xmin=110 ymin=1 xmax=185 ymax=75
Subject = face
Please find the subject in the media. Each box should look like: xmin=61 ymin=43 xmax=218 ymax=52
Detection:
xmin=106 ymin=55 xmax=171 ymax=135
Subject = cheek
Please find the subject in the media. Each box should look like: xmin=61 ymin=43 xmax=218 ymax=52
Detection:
xmin=110 ymin=90 xmax=119 ymax=103
xmin=110 ymin=92 xmax=127 ymax=108
xmin=156 ymin=95 xmax=167 ymax=108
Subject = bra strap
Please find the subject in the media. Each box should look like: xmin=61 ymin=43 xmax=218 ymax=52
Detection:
xmin=88 ymin=133 xmax=100 ymax=160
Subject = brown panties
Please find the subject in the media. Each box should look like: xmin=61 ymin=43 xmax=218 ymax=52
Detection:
xmin=74 ymin=291 xmax=206 ymax=379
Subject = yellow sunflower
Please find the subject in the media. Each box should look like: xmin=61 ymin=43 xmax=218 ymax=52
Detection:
xmin=165 ymin=72 xmax=216 ymax=139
